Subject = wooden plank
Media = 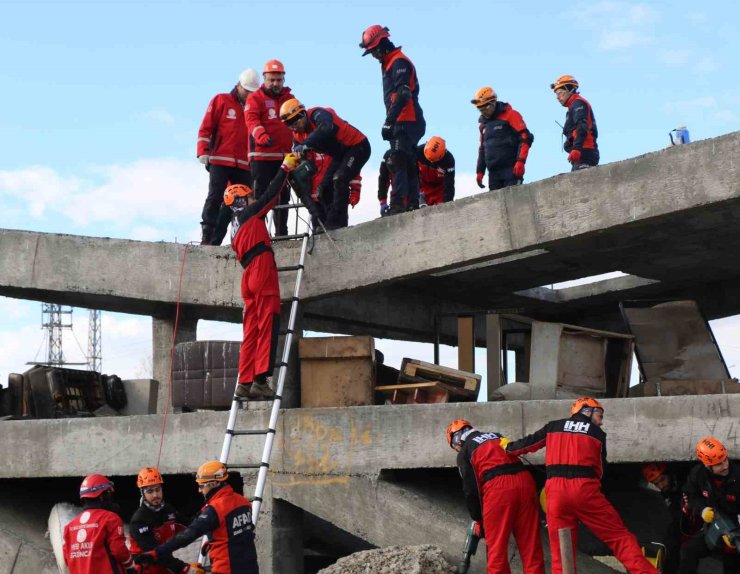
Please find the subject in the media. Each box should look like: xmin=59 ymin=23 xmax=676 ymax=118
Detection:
xmin=298 ymin=335 xmax=374 ymax=360
xmin=375 ymin=381 xmax=477 ymax=399
xmin=458 ymin=316 xmax=475 ymax=373
xmin=401 ymin=358 xmax=481 ymax=391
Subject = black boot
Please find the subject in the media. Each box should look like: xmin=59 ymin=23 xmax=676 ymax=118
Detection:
xmin=200 ymin=224 xmax=215 ymax=245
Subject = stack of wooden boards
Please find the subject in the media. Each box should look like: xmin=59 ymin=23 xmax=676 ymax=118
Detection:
xmin=375 ymin=358 xmax=481 ymax=404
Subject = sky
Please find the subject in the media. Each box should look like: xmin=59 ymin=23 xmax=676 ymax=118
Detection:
xmin=1 ymin=0 xmax=739 ymax=389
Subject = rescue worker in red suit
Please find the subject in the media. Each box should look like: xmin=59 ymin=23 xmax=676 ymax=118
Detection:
xmin=197 ymin=68 xmax=258 ymax=246
xmin=224 ymin=153 xmax=298 ymax=400
xmin=504 ymin=398 xmax=659 ymax=574
xmin=472 ymin=87 xmax=533 ymax=191
xmin=245 ymin=60 xmax=295 ymax=237
xmin=129 ymin=467 xmax=200 ymax=574
xmin=551 ymin=75 xmax=599 ymax=171
xmin=360 ymin=25 xmax=425 ymax=216
xmin=135 ymin=462 xmax=258 ymax=574
xmin=640 ymin=463 xmax=701 ymax=574
xmin=279 ymin=98 xmax=370 ymax=230
xmin=378 ymin=137 xmax=454 ymax=213
xmin=679 ymin=437 xmax=740 ymax=574
xmin=63 ymin=474 xmax=139 ymax=574
xmin=447 ymin=419 xmax=545 ymax=574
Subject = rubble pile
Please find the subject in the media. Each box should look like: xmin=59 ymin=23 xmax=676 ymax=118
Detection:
xmin=318 ymin=545 xmax=456 ymax=574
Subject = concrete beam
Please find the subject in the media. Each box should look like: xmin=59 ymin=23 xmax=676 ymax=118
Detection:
xmin=1 ymin=395 xmax=738 ymax=479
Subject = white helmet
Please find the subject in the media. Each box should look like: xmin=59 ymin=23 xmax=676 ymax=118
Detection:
xmin=239 ymin=68 xmax=260 ymax=91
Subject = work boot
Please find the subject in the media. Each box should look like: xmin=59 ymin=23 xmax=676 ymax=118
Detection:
xmin=386 ymin=205 xmax=406 ymax=217
xmin=234 ymin=384 xmax=251 ymax=400
xmin=247 ymin=381 xmax=275 ymax=400
xmin=200 ymin=224 xmax=215 ymax=246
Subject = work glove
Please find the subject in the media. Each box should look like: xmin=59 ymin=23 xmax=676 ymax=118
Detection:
xmin=701 ymin=507 xmax=715 ymax=523
xmin=349 ymin=189 xmax=360 ymax=208
xmin=473 ymin=520 xmax=484 ymax=538
xmin=381 ymin=122 xmax=395 ymax=141
xmin=419 ymin=192 xmax=427 ymax=208
xmin=379 ymin=200 xmax=390 ymax=217
xmin=567 ymin=149 xmax=582 ymax=164
xmin=513 ymin=160 xmax=526 ymax=179
xmin=134 ymin=551 xmax=157 ymax=565
xmin=281 ymin=153 xmax=300 ymax=172
xmin=254 ymin=126 xmax=272 ymax=147
xmin=197 ymin=155 xmax=209 ymax=166
xmin=476 ymin=172 xmax=485 ymax=189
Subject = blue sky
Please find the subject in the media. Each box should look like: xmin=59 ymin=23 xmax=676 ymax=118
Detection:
xmin=1 ymin=0 xmax=739 ymax=386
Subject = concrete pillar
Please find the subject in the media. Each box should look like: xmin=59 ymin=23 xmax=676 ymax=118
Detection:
xmin=152 ymin=314 xmax=197 ymax=414
xmin=275 ymin=303 xmax=303 ymax=409
xmin=486 ymin=314 xmax=502 ymax=399
xmin=255 ymin=484 xmax=304 ymax=574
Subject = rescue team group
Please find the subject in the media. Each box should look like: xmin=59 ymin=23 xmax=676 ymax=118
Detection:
xmin=62 ymin=401 xmax=739 ymax=574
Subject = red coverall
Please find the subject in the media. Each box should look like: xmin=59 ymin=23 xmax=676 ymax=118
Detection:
xmin=229 ymin=167 xmax=290 ymax=385
xmin=63 ymin=506 xmax=135 ymax=574
xmin=506 ymin=413 xmax=658 ymax=574
xmin=458 ymin=429 xmax=545 ymax=574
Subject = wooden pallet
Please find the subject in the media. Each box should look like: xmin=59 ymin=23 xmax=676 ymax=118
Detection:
xmin=399 ymin=358 xmax=481 ymax=395
xmin=375 ymin=381 xmax=477 ymax=405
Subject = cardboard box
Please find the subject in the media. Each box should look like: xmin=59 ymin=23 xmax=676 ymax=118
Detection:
xmin=299 ymin=336 xmax=375 ymax=407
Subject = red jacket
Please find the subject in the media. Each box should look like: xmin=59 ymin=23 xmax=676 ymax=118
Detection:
xmin=63 ymin=506 xmax=134 ymax=574
xmin=129 ymin=502 xmax=187 ymax=574
xmin=506 ymin=413 xmax=607 ymax=480
xmin=293 ymin=107 xmax=367 ymax=154
xmin=245 ymin=85 xmax=294 ymax=161
xmin=197 ymin=87 xmax=249 ymax=170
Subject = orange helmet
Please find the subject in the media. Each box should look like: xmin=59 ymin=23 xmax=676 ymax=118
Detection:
xmin=80 ymin=474 xmax=115 ymax=499
xmin=224 ymin=184 xmax=253 ymax=206
xmin=696 ymin=437 xmax=728 ymax=467
xmin=279 ymin=98 xmax=306 ymax=123
xmin=195 ymin=461 xmax=229 ymax=484
xmin=641 ymin=463 xmax=667 ymax=484
xmin=551 ymin=75 xmax=579 ymax=92
xmin=471 ymin=87 xmax=497 ymax=108
xmin=446 ymin=419 xmax=472 ymax=448
xmin=570 ymin=397 xmax=604 ymax=416
xmin=137 ymin=467 xmax=164 ymax=489
xmin=360 ymin=25 xmax=390 ymax=55
xmin=424 ymin=137 xmax=446 ymax=163
xmin=263 ymin=59 xmax=285 ymax=75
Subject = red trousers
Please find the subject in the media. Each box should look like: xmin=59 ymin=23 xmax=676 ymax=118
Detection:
xmin=239 ymin=254 xmax=280 ymax=384
xmin=481 ymin=472 xmax=545 ymax=574
xmin=545 ymin=478 xmax=658 ymax=574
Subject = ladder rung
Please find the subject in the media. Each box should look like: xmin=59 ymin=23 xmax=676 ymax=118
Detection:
xmin=277 ymin=264 xmax=304 ymax=272
xmin=227 ymin=429 xmax=274 ymax=436
xmin=228 ymin=464 xmax=262 ymax=470
xmin=272 ymin=203 xmax=306 ymax=210
xmin=272 ymin=233 xmax=309 ymax=242
xmin=279 ymin=328 xmax=295 ymax=336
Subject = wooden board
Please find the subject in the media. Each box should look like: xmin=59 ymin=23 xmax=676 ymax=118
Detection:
xmin=400 ymin=358 xmax=481 ymax=394
xmin=376 ymin=381 xmax=477 ymax=404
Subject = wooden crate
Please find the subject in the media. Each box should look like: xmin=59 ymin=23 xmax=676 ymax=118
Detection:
xmin=299 ymin=336 xmax=375 ymax=407
xmin=399 ymin=358 xmax=481 ymax=395
xmin=375 ymin=381 xmax=475 ymax=405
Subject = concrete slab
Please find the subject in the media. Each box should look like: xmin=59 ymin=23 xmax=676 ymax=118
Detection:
xmin=1 ymin=395 xmax=737 ymax=479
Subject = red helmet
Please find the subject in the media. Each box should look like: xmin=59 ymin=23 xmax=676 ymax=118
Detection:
xmin=424 ymin=137 xmax=446 ymax=163
xmin=641 ymin=463 xmax=667 ymax=484
xmin=80 ymin=474 xmax=115 ymax=499
xmin=570 ymin=397 xmax=604 ymax=416
xmin=446 ymin=419 xmax=472 ymax=448
xmin=696 ymin=437 xmax=728 ymax=467
xmin=360 ymin=25 xmax=390 ymax=56
xmin=263 ymin=59 xmax=285 ymax=75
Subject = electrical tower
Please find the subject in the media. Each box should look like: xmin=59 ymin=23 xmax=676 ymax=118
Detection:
xmin=41 ymin=303 xmax=74 ymax=366
xmin=88 ymin=309 xmax=102 ymax=372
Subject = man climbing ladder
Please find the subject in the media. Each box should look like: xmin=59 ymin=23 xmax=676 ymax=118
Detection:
xmin=224 ymin=152 xmax=300 ymax=400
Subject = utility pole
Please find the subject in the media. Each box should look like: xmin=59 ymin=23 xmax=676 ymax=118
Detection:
xmin=88 ymin=309 xmax=102 ymax=372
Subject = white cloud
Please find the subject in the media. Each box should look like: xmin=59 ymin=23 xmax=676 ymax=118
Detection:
xmin=599 ymin=29 xmax=650 ymax=51
xmin=694 ymin=56 xmax=718 ymax=74
xmin=568 ymin=2 xmax=657 ymax=51
xmin=0 ymin=166 xmax=83 ymax=218
xmin=136 ymin=109 xmax=176 ymax=127
xmin=658 ymin=49 xmax=691 ymax=66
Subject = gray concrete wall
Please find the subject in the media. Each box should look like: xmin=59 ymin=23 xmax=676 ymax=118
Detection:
xmin=1 ymin=395 xmax=737 ymax=479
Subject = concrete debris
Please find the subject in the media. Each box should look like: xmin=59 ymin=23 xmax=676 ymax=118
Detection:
xmin=318 ymin=545 xmax=456 ymax=574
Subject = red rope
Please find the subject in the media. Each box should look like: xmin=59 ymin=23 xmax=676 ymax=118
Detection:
xmin=156 ymin=242 xmax=194 ymax=468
